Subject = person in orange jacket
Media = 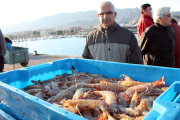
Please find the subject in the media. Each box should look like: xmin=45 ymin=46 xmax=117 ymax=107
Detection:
xmin=137 ymin=3 xmax=154 ymax=40
xmin=171 ymin=18 xmax=180 ymax=68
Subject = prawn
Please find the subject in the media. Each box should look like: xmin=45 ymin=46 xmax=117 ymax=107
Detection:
xmin=114 ymin=114 xmax=135 ymax=120
xmin=49 ymin=83 xmax=85 ymax=102
xmin=86 ymin=74 xmax=105 ymax=78
xmin=91 ymin=91 xmax=121 ymax=114
xmin=151 ymin=76 xmax=165 ymax=87
xmin=140 ymin=87 xmax=165 ymax=96
xmin=26 ymin=89 xmax=42 ymax=95
xmin=35 ymin=92 xmax=44 ymax=99
xmin=44 ymin=85 xmax=53 ymax=92
xmin=22 ymin=85 xmax=42 ymax=90
xmin=97 ymin=113 xmax=115 ymax=120
xmin=51 ymin=82 xmax=62 ymax=91
xmin=121 ymin=75 xmax=135 ymax=81
xmin=100 ymin=79 xmax=127 ymax=91
xmin=36 ymin=75 xmax=64 ymax=85
xmin=125 ymin=76 xmax=165 ymax=98
xmin=82 ymin=112 xmax=96 ymax=120
xmin=83 ymin=83 xmax=120 ymax=93
xmin=42 ymin=90 xmax=60 ymax=97
xmin=118 ymin=106 xmax=140 ymax=117
xmin=53 ymin=103 xmax=79 ymax=113
xmin=161 ymin=87 xmax=169 ymax=91
xmin=142 ymin=96 xmax=157 ymax=111
xmin=129 ymin=91 xmax=140 ymax=109
xmin=135 ymin=99 xmax=147 ymax=113
xmin=63 ymin=107 xmax=79 ymax=113
xmin=72 ymin=88 xmax=92 ymax=100
xmin=118 ymin=80 xmax=144 ymax=87
xmin=61 ymin=99 xmax=109 ymax=115
xmin=118 ymin=92 xmax=131 ymax=107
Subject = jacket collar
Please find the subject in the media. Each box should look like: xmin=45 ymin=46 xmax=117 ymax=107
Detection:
xmin=155 ymin=23 xmax=169 ymax=32
xmin=98 ymin=22 xmax=119 ymax=33
xmin=141 ymin=14 xmax=154 ymax=22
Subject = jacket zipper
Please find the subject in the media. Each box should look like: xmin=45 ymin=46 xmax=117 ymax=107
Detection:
xmin=105 ymin=29 xmax=110 ymax=60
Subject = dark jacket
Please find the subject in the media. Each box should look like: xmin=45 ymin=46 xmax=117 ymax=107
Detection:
xmin=171 ymin=19 xmax=180 ymax=68
xmin=82 ymin=22 xmax=143 ymax=64
xmin=5 ymin=38 xmax=12 ymax=44
xmin=139 ymin=23 xmax=175 ymax=67
xmin=137 ymin=14 xmax=154 ymax=40
xmin=0 ymin=29 xmax=6 ymax=55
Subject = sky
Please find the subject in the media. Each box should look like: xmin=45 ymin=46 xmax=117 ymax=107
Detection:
xmin=0 ymin=0 xmax=179 ymax=27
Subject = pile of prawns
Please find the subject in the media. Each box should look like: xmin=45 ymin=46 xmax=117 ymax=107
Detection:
xmin=22 ymin=67 xmax=167 ymax=120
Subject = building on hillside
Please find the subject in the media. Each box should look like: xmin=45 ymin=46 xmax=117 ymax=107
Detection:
xmin=78 ymin=29 xmax=92 ymax=36
xmin=39 ymin=28 xmax=58 ymax=37
xmin=23 ymin=31 xmax=33 ymax=38
xmin=68 ymin=27 xmax=78 ymax=35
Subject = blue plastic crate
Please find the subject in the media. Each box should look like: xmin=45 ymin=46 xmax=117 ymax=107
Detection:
xmin=0 ymin=103 xmax=16 ymax=120
xmin=0 ymin=58 xmax=180 ymax=120
xmin=6 ymin=43 xmax=11 ymax=50
xmin=144 ymin=81 xmax=180 ymax=120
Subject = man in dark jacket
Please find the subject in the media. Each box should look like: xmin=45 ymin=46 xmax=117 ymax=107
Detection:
xmin=82 ymin=1 xmax=143 ymax=64
xmin=171 ymin=18 xmax=180 ymax=68
xmin=0 ymin=29 xmax=6 ymax=72
xmin=137 ymin=3 xmax=154 ymax=40
xmin=139 ymin=7 xmax=174 ymax=67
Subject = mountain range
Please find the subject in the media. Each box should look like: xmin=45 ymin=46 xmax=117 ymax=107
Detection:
xmin=1 ymin=8 xmax=180 ymax=34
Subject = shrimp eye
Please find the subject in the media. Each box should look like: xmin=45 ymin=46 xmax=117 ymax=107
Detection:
xmin=63 ymin=105 xmax=68 ymax=108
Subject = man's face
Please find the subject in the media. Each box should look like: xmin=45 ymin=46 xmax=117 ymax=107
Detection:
xmin=143 ymin=6 xmax=152 ymax=16
xmin=160 ymin=11 xmax=172 ymax=26
xmin=97 ymin=3 xmax=117 ymax=28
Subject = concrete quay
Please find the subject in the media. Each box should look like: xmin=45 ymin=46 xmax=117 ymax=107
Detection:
xmin=4 ymin=53 xmax=82 ymax=72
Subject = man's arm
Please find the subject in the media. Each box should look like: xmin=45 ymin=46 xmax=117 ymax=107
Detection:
xmin=0 ymin=29 xmax=6 ymax=56
xmin=128 ymin=33 xmax=143 ymax=64
xmin=82 ymin=36 xmax=93 ymax=59
xmin=138 ymin=30 xmax=152 ymax=56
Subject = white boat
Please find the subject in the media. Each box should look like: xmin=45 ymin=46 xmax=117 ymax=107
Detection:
xmin=41 ymin=37 xmax=46 ymax=40
xmin=28 ymin=38 xmax=33 ymax=41
xmin=33 ymin=38 xmax=37 ymax=41
xmin=49 ymin=36 xmax=55 ymax=39
xmin=59 ymin=36 xmax=66 ymax=38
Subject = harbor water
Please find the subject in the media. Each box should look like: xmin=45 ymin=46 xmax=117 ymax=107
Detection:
xmin=12 ymin=34 xmax=138 ymax=56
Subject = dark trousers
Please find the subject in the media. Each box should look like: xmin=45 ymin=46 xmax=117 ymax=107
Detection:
xmin=0 ymin=55 xmax=4 ymax=72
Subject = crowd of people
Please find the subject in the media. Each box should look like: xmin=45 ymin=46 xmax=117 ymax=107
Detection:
xmin=83 ymin=1 xmax=180 ymax=68
xmin=0 ymin=1 xmax=180 ymax=73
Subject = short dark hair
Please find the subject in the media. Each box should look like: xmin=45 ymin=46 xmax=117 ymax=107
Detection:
xmin=140 ymin=4 xmax=151 ymax=14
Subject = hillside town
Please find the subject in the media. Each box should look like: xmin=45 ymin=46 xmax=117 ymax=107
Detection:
xmin=3 ymin=23 xmax=144 ymax=42
xmin=4 ymin=17 xmax=180 ymax=42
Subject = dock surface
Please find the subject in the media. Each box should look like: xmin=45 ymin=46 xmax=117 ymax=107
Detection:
xmin=4 ymin=54 xmax=82 ymax=72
